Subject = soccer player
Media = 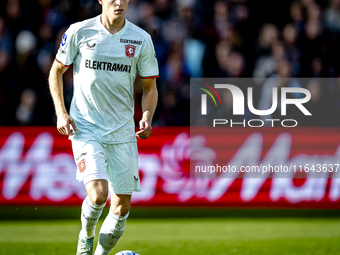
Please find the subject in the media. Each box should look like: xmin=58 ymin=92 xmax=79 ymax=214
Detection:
xmin=48 ymin=0 xmax=158 ymax=254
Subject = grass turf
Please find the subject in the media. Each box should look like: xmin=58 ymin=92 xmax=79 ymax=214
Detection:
xmin=0 ymin=218 xmax=340 ymax=255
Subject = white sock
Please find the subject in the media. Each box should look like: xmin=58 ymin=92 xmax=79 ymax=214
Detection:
xmin=80 ymin=196 xmax=106 ymax=239
xmin=94 ymin=210 xmax=129 ymax=255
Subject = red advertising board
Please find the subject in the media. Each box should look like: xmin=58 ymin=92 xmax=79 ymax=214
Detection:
xmin=0 ymin=127 xmax=340 ymax=208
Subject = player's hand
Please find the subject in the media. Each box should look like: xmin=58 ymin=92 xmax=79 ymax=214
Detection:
xmin=57 ymin=113 xmax=77 ymax=136
xmin=136 ymin=118 xmax=152 ymax=139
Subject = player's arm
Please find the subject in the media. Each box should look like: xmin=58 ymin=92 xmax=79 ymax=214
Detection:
xmin=48 ymin=60 xmax=77 ymax=136
xmin=136 ymin=78 xmax=158 ymax=139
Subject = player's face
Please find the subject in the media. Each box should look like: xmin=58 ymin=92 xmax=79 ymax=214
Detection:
xmin=99 ymin=0 xmax=129 ymax=20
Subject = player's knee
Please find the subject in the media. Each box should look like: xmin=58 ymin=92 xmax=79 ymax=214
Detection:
xmin=85 ymin=180 xmax=109 ymax=205
xmin=111 ymin=203 xmax=130 ymax=216
xmin=110 ymin=194 xmax=131 ymax=216
xmin=88 ymin=192 xmax=107 ymax=206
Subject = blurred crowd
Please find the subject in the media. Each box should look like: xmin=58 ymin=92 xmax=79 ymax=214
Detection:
xmin=1 ymin=0 xmax=340 ymax=126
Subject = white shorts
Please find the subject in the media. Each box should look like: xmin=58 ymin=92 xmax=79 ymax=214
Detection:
xmin=72 ymin=138 xmax=141 ymax=195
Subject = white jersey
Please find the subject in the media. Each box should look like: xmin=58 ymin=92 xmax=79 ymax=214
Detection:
xmin=55 ymin=15 xmax=159 ymax=144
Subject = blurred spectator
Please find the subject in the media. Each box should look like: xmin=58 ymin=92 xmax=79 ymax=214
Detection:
xmin=324 ymin=0 xmax=340 ymax=32
xmin=255 ymin=24 xmax=278 ymax=59
xmin=307 ymin=57 xmax=326 ymax=77
xmin=301 ymin=0 xmax=314 ymax=8
xmin=213 ymin=0 xmax=229 ymax=39
xmin=5 ymin=0 xmax=23 ymax=37
xmin=258 ymin=60 xmax=303 ymax=123
xmin=290 ymin=1 xmax=305 ymax=33
xmin=155 ymin=0 xmax=173 ymax=20
xmin=306 ymin=1 xmax=321 ymax=22
xmin=253 ymin=40 xmax=286 ymax=85
xmin=226 ymin=51 xmax=245 ymax=78
xmin=15 ymin=89 xmax=37 ymax=125
xmin=138 ymin=1 xmax=154 ymax=23
xmin=0 ymin=48 xmax=17 ymax=125
xmin=214 ymin=40 xmax=231 ymax=77
xmin=298 ymin=19 xmax=323 ymax=75
xmin=184 ymin=38 xmax=206 ymax=77
xmin=0 ymin=17 xmax=13 ymax=55
xmin=142 ymin=16 xmax=169 ymax=71
xmin=283 ymin=23 xmax=301 ymax=73
xmin=125 ymin=0 xmax=139 ymax=25
xmin=16 ymin=30 xmax=37 ymax=59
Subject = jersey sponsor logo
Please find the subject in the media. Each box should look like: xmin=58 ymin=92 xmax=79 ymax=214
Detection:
xmin=86 ymin=42 xmax=96 ymax=50
xmin=120 ymin=39 xmax=142 ymax=45
xmin=85 ymin=59 xmax=131 ymax=73
xmin=125 ymin=45 xmax=136 ymax=58
xmin=77 ymin=159 xmax=86 ymax=173
xmin=61 ymin=34 xmax=67 ymax=46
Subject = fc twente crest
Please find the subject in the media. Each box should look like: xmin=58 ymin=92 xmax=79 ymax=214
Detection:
xmin=125 ymin=44 xmax=136 ymax=58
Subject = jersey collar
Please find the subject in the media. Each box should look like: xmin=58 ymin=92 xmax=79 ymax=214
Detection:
xmin=96 ymin=15 xmax=128 ymax=37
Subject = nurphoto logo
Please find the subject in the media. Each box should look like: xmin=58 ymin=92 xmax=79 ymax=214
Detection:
xmin=199 ymin=82 xmax=312 ymax=128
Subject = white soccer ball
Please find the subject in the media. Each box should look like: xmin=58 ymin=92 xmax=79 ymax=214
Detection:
xmin=115 ymin=251 xmax=140 ymax=255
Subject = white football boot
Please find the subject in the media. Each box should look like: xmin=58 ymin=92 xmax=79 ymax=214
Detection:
xmin=76 ymin=233 xmax=94 ymax=255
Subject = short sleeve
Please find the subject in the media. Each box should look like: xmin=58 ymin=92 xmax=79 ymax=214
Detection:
xmin=137 ymin=35 xmax=159 ymax=79
xmin=55 ymin=25 xmax=78 ymax=67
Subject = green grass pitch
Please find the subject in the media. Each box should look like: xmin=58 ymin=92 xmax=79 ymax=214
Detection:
xmin=0 ymin=217 xmax=340 ymax=255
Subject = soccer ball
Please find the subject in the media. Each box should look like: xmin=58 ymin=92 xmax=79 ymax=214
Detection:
xmin=114 ymin=251 xmax=140 ymax=255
